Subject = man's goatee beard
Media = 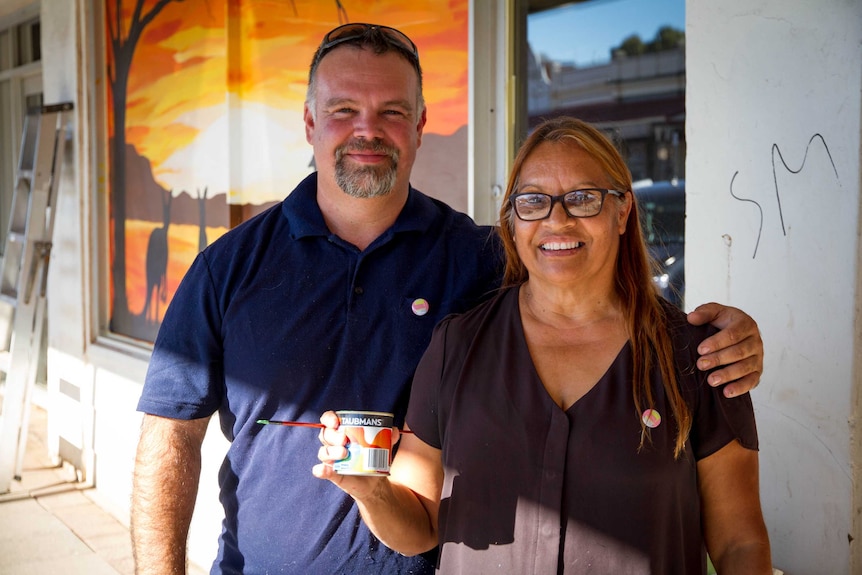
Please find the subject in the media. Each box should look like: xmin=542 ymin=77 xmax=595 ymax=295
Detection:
xmin=334 ymin=139 xmax=400 ymax=198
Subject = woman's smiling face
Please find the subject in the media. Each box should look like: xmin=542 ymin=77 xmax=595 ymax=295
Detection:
xmin=512 ymin=139 xmax=631 ymax=292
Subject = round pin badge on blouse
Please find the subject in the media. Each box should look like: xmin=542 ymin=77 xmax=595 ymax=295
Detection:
xmin=642 ymin=409 xmax=662 ymax=429
xmin=411 ymin=298 xmax=429 ymax=316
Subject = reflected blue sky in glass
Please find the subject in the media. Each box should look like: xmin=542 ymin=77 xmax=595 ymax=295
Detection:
xmin=528 ymin=0 xmax=684 ymax=66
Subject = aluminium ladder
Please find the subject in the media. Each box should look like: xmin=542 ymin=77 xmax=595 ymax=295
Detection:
xmin=0 ymin=102 xmax=73 ymax=493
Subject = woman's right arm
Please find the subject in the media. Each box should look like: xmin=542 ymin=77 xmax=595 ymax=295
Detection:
xmin=313 ymin=411 xmax=443 ymax=556
xmin=698 ymin=440 xmax=772 ymax=574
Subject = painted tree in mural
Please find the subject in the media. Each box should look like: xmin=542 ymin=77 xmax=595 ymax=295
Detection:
xmin=106 ymin=0 xmax=184 ymax=334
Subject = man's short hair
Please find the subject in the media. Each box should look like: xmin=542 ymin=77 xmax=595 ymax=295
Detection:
xmin=306 ymin=23 xmax=425 ymax=113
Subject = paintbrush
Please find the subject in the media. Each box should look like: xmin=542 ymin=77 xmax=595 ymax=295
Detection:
xmin=256 ymin=419 xmax=413 ymax=432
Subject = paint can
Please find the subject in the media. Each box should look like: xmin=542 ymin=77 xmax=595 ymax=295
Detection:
xmin=333 ymin=411 xmax=393 ymax=476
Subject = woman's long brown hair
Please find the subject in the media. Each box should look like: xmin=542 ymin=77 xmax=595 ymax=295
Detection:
xmin=498 ymin=117 xmax=690 ymax=458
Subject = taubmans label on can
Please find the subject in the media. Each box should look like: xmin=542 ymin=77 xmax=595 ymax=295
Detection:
xmin=333 ymin=411 xmax=394 ymax=476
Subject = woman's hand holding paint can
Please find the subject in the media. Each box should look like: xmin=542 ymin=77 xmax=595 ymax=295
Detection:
xmin=312 ymin=410 xmax=440 ymax=556
xmin=312 ymin=410 xmax=399 ymax=499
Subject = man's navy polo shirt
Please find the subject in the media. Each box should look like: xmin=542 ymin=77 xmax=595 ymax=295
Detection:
xmin=139 ymin=172 xmax=502 ymax=574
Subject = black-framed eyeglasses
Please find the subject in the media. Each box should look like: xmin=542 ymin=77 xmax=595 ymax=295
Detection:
xmin=510 ymin=188 xmax=625 ymax=221
xmin=316 ymin=23 xmax=419 ymax=64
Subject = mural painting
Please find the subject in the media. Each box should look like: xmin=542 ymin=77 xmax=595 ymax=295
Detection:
xmin=105 ymin=0 xmax=470 ymax=341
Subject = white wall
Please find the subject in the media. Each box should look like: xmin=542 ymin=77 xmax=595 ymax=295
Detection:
xmin=686 ymin=1 xmax=862 ymax=573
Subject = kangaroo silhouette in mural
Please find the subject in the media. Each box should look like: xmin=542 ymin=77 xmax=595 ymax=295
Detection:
xmin=197 ymin=186 xmax=208 ymax=252
xmin=142 ymin=189 xmax=172 ymax=323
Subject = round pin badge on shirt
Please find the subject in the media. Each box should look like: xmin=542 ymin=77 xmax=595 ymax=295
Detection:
xmin=642 ymin=409 xmax=662 ymax=429
xmin=411 ymin=298 xmax=430 ymax=316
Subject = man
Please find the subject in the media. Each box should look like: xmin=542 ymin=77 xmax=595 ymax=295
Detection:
xmin=131 ymin=23 xmax=764 ymax=575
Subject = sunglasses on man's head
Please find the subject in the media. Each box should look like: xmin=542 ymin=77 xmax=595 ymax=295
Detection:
xmin=316 ymin=23 xmax=419 ymax=63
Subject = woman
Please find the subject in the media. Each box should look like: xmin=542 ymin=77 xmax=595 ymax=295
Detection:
xmin=314 ymin=117 xmax=772 ymax=574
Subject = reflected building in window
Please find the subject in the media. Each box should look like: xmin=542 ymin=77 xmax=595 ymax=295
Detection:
xmin=527 ymin=43 xmax=685 ymax=184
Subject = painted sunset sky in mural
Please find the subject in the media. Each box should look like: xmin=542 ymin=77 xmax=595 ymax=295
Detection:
xmin=107 ymin=0 xmax=469 ymax=339
xmin=118 ymin=0 xmax=469 ymax=204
